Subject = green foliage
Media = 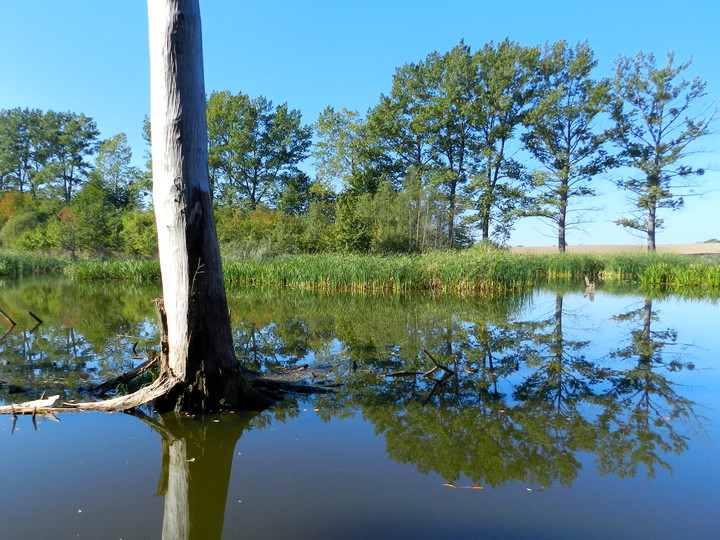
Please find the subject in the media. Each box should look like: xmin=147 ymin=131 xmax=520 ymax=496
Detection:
xmin=93 ymin=133 xmax=145 ymax=208
xmin=521 ymin=42 xmax=614 ymax=251
xmin=610 ymin=52 xmax=713 ymax=249
xmin=207 ymin=91 xmax=313 ymax=209
xmin=333 ymin=193 xmax=372 ymax=253
xmin=1 ymin=42 xmax=716 ymax=261
xmin=313 ymin=107 xmax=382 ymax=194
xmin=0 ymin=109 xmax=100 ymax=200
xmin=120 ymin=209 xmax=158 ymax=257
xmin=0 ymin=210 xmax=42 ymax=250
xmin=467 ymin=39 xmax=542 ymax=242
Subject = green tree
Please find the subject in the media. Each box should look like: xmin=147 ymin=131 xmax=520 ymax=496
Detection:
xmin=0 ymin=108 xmax=46 ymax=195
xmin=313 ymin=107 xmax=381 ymax=194
xmin=300 ymin=183 xmax=336 ymax=252
xmin=275 ymin=172 xmax=313 ymax=216
xmin=0 ymin=108 xmax=99 ymax=201
xmin=93 ymin=133 xmax=145 ymax=209
xmin=367 ymin=42 xmax=481 ymax=247
xmin=421 ymin=42 xmax=479 ymax=247
xmin=206 ymin=90 xmax=312 ymax=210
xmin=610 ymin=52 xmax=714 ymax=250
xmin=522 ymin=42 xmax=615 ymax=251
xmin=334 ymin=193 xmax=372 ymax=252
xmin=468 ymin=39 xmax=541 ymax=243
xmin=120 ymin=209 xmax=157 ymax=257
xmin=41 ymin=110 xmax=100 ymax=201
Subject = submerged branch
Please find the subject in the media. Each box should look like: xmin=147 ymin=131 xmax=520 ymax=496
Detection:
xmin=89 ymin=356 xmax=159 ymax=395
xmin=423 ymin=349 xmax=456 ymax=376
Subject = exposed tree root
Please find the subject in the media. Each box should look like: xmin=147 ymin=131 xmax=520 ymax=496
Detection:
xmin=89 ymin=356 xmax=160 ymax=395
xmin=0 ymin=374 xmax=180 ymax=415
xmin=0 ymin=297 xmax=333 ymax=416
xmin=0 ymin=363 xmax=333 ymax=416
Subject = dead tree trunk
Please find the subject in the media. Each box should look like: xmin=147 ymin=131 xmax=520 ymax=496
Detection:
xmin=0 ymin=0 xmax=323 ymax=417
xmin=148 ymin=0 xmax=250 ymax=412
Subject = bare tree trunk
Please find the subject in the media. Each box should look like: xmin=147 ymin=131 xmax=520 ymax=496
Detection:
xmin=448 ymin=180 xmax=457 ymax=248
xmin=558 ymin=186 xmax=568 ymax=253
xmin=148 ymin=0 xmax=243 ymax=412
xmin=647 ymin=201 xmax=657 ymax=251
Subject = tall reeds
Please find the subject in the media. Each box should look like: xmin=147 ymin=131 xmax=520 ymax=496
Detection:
xmin=29 ymin=249 xmax=720 ymax=293
xmin=68 ymin=259 xmax=160 ymax=281
xmin=0 ymin=252 xmax=69 ymax=276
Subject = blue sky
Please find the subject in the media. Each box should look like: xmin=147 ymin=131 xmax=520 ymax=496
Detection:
xmin=1 ymin=0 xmax=718 ymax=246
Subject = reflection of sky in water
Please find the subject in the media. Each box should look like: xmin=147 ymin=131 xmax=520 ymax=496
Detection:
xmin=0 ymin=279 xmax=718 ymax=538
xmin=0 ymin=402 xmax=717 ymax=539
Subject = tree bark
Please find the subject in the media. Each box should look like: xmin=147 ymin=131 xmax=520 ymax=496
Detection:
xmin=647 ymin=200 xmax=657 ymax=251
xmin=557 ymin=182 xmax=568 ymax=253
xmin=148 ymin=0 xmax=244 ymax=412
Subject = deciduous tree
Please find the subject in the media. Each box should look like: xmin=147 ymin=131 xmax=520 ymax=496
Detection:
xmin=468 ymin=39 xmax=540 ymax=243
xmin=206 ymin=90 xmax=312 ymax=209
xmin=522 ymin=42 xmax=614 ymax=251
xmin=93 ymin=133 xmax=145 ymax=208
xmin=610 ymin=52 xmax=714 ymax=250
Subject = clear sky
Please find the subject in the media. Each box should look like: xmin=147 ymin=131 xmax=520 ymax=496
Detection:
xmin=1 ymin=0 xmax=718 ymax=246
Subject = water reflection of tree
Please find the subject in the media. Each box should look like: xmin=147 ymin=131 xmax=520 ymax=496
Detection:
xmin=595 ymin=297 xmax=698 ymax=478
xmin=0 ymin=278 xmax=160 ymax=401
xmin=139 ymin=412 xmax=258 ymax=540
xmin=314 ymin=292 xmax=700 ymax=489
xmin=0 ymin=280 xmax=703 ymax=491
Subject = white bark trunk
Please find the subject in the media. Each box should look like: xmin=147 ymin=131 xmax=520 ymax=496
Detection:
xmin=148 ymin=0 xmax=239 ymax=410
xmin=148 ymin=0 xmax=207 ymax=380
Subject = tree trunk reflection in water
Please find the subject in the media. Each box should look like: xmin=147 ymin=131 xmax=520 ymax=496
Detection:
xmin=146 ymin=412 xmax=258 ymax=540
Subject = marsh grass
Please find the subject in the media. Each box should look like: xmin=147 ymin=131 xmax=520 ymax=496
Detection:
xmin=33 ymin=248 xmax=720 ymax=293
xmin=0 ymin=252 xmax=69 ymax=276
xmin=69 ymin=259 xmax=160 ymax=281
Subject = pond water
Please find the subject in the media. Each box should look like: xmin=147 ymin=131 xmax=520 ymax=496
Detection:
xmin=0 ymin=277 xmax=718 ymax=539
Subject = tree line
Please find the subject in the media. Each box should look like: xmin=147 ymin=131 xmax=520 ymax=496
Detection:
xmin=0 ymin=39 xmax=713 ymax=257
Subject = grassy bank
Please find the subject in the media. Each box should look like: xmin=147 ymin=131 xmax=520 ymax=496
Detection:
xmin=69 ymin=259 xmax=160 ymax=281
xmin=62 ymin=248 xmax=720 ymax=293
xmin=0 ymin=252 xmax=70 ymax=276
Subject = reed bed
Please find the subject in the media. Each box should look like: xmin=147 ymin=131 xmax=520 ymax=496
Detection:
xmin=68 ymin=259 xmax=160 ymax=281
xmin=223 ymin=250 xmax=596 ymax=293
xmin=0 ymin=252 xmax=69 ymax=276
xmin=42 ymin=248 xmax=720 ymax=293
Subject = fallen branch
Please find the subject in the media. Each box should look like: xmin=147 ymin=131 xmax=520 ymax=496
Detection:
xmin=0 ymin=326 xmax=14 ymax=344
xmin=0 ymin=364 xmax=334 ymax=415
xmin=0 ymin=306 xmax=16 ymax=327
xmin=2 ymin=394 xmax=60 ymax=414
xmin=386 ymin=371 xmax=423 ymax=377
xmin=0 ymin=374 xmax=180 ymax=415
xmin=422 ymin=349 xmax=456 ymax=376
xmin=89 ymin=356 xmax=159 ymax=395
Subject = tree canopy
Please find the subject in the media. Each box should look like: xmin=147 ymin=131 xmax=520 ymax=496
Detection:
xmin=0 ymin=40 xmax=714 ymax=256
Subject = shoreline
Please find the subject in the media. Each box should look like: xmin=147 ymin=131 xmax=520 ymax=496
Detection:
xmin=509 ymin=243 xmax=720 ymax=256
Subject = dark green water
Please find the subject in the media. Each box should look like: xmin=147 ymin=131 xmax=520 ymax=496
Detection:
xmin=0 ymin=277 xmax=718 ymax=539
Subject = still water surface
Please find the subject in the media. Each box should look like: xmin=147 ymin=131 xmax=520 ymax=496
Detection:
xmin=0 ymin=278 xmax=718 ymax=539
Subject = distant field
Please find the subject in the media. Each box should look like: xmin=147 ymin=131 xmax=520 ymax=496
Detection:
xmin=510 ymin=243 xmax=720 ymax=255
